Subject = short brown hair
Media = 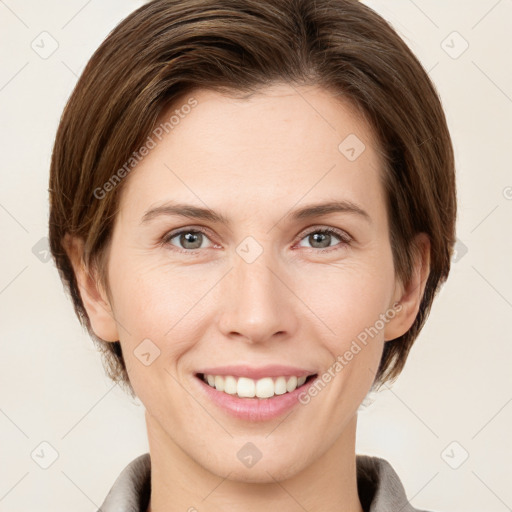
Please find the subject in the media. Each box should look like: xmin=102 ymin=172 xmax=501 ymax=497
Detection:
xmin=48 ymin=0 xmax=456 ymax=397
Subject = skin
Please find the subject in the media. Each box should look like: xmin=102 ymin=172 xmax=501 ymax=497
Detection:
xmin=65 ymin=84 xmax=430 ymax=512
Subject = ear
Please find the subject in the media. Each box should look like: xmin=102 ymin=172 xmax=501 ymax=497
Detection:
xmin=62 ymin=233 xmax=120 ymax=342
xmin=383 ymin=233 xmax=431 ymax=342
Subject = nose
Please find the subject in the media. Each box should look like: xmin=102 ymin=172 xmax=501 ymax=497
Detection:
xmin=217 ymin=247 xmax=298 ymax=345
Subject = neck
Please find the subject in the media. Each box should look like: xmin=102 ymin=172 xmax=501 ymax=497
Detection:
xmin=146 ymin=412 xmax=364 ymax=512
xmin=145 ymin=411 xmax=364 ymax=512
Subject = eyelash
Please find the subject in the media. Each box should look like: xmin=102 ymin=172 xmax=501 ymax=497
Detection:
xmin=160 ymin=226 xmax=352 ymax=255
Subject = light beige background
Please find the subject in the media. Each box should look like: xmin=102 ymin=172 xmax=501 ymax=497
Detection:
xmin=0 ymin=1 xmax=511 ymax=511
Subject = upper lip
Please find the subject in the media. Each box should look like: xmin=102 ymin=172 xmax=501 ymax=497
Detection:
xmin=196 ymin=365 xmax=317 ymax=380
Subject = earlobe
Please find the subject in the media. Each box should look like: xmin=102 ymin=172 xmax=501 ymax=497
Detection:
xmin=62 ymin=233 xmax=120 ymax=342
xmin=383 ymin=233 xmax=431 ymax=342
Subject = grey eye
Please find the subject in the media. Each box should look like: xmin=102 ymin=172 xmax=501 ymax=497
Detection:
xmin=166 ymin=230 xmax=211 ymax=250
xmin=298 ymin=229 xmax=347 ymax=250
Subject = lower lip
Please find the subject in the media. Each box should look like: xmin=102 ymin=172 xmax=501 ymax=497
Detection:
xmin=193 ymin=374 xmax=318 ymax=422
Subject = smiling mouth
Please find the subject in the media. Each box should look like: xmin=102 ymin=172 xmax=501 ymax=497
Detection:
xmin=195 ymin=372 xmax=318 ymax=399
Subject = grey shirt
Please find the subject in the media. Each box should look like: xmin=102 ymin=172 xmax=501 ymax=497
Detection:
xmin=97 ymin=453 xmax=432 ymax=512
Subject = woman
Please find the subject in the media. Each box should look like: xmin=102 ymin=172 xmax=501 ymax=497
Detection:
xmin=48 ymin=0 xmax=456 ymax=510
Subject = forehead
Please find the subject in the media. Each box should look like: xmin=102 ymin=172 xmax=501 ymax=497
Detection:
xmin=117 ymin=84 xmax=386 ymax=224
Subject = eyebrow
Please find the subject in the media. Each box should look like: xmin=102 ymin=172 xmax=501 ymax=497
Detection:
xmin=140 ymin=199 xmax=371 ymax=226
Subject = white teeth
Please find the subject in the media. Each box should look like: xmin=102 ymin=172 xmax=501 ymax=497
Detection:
xmin=237 ymin=377 xmax=255 ymax=397
xmin=214 ymin=375 xmax=224 ymax=392
xmin=201 ymin=373 xmax=312 ymax=398
xmin=224 ymin=376 xmax=237 ymax=395
xmin=286 ymin=376 xmax=298 ymax=392
xmin=274 ymin=376 xmax=287 ymax=395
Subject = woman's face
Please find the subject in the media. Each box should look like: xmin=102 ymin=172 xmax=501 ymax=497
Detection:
xmin=92 ymin=84 xmax=411 ymax=481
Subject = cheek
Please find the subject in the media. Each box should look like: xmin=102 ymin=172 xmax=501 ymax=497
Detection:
xmin=294 ymin=255 xmax=395 ymax=342
xmin=298 ymin=271 xmax=390 ymax=417
xmin=293 ymin=253 xmax=394 ymax=396
xmin=106 ymin=255 xmax=201 ymax=381
xmin=109 ymin=251 xmax=196 ymax=332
